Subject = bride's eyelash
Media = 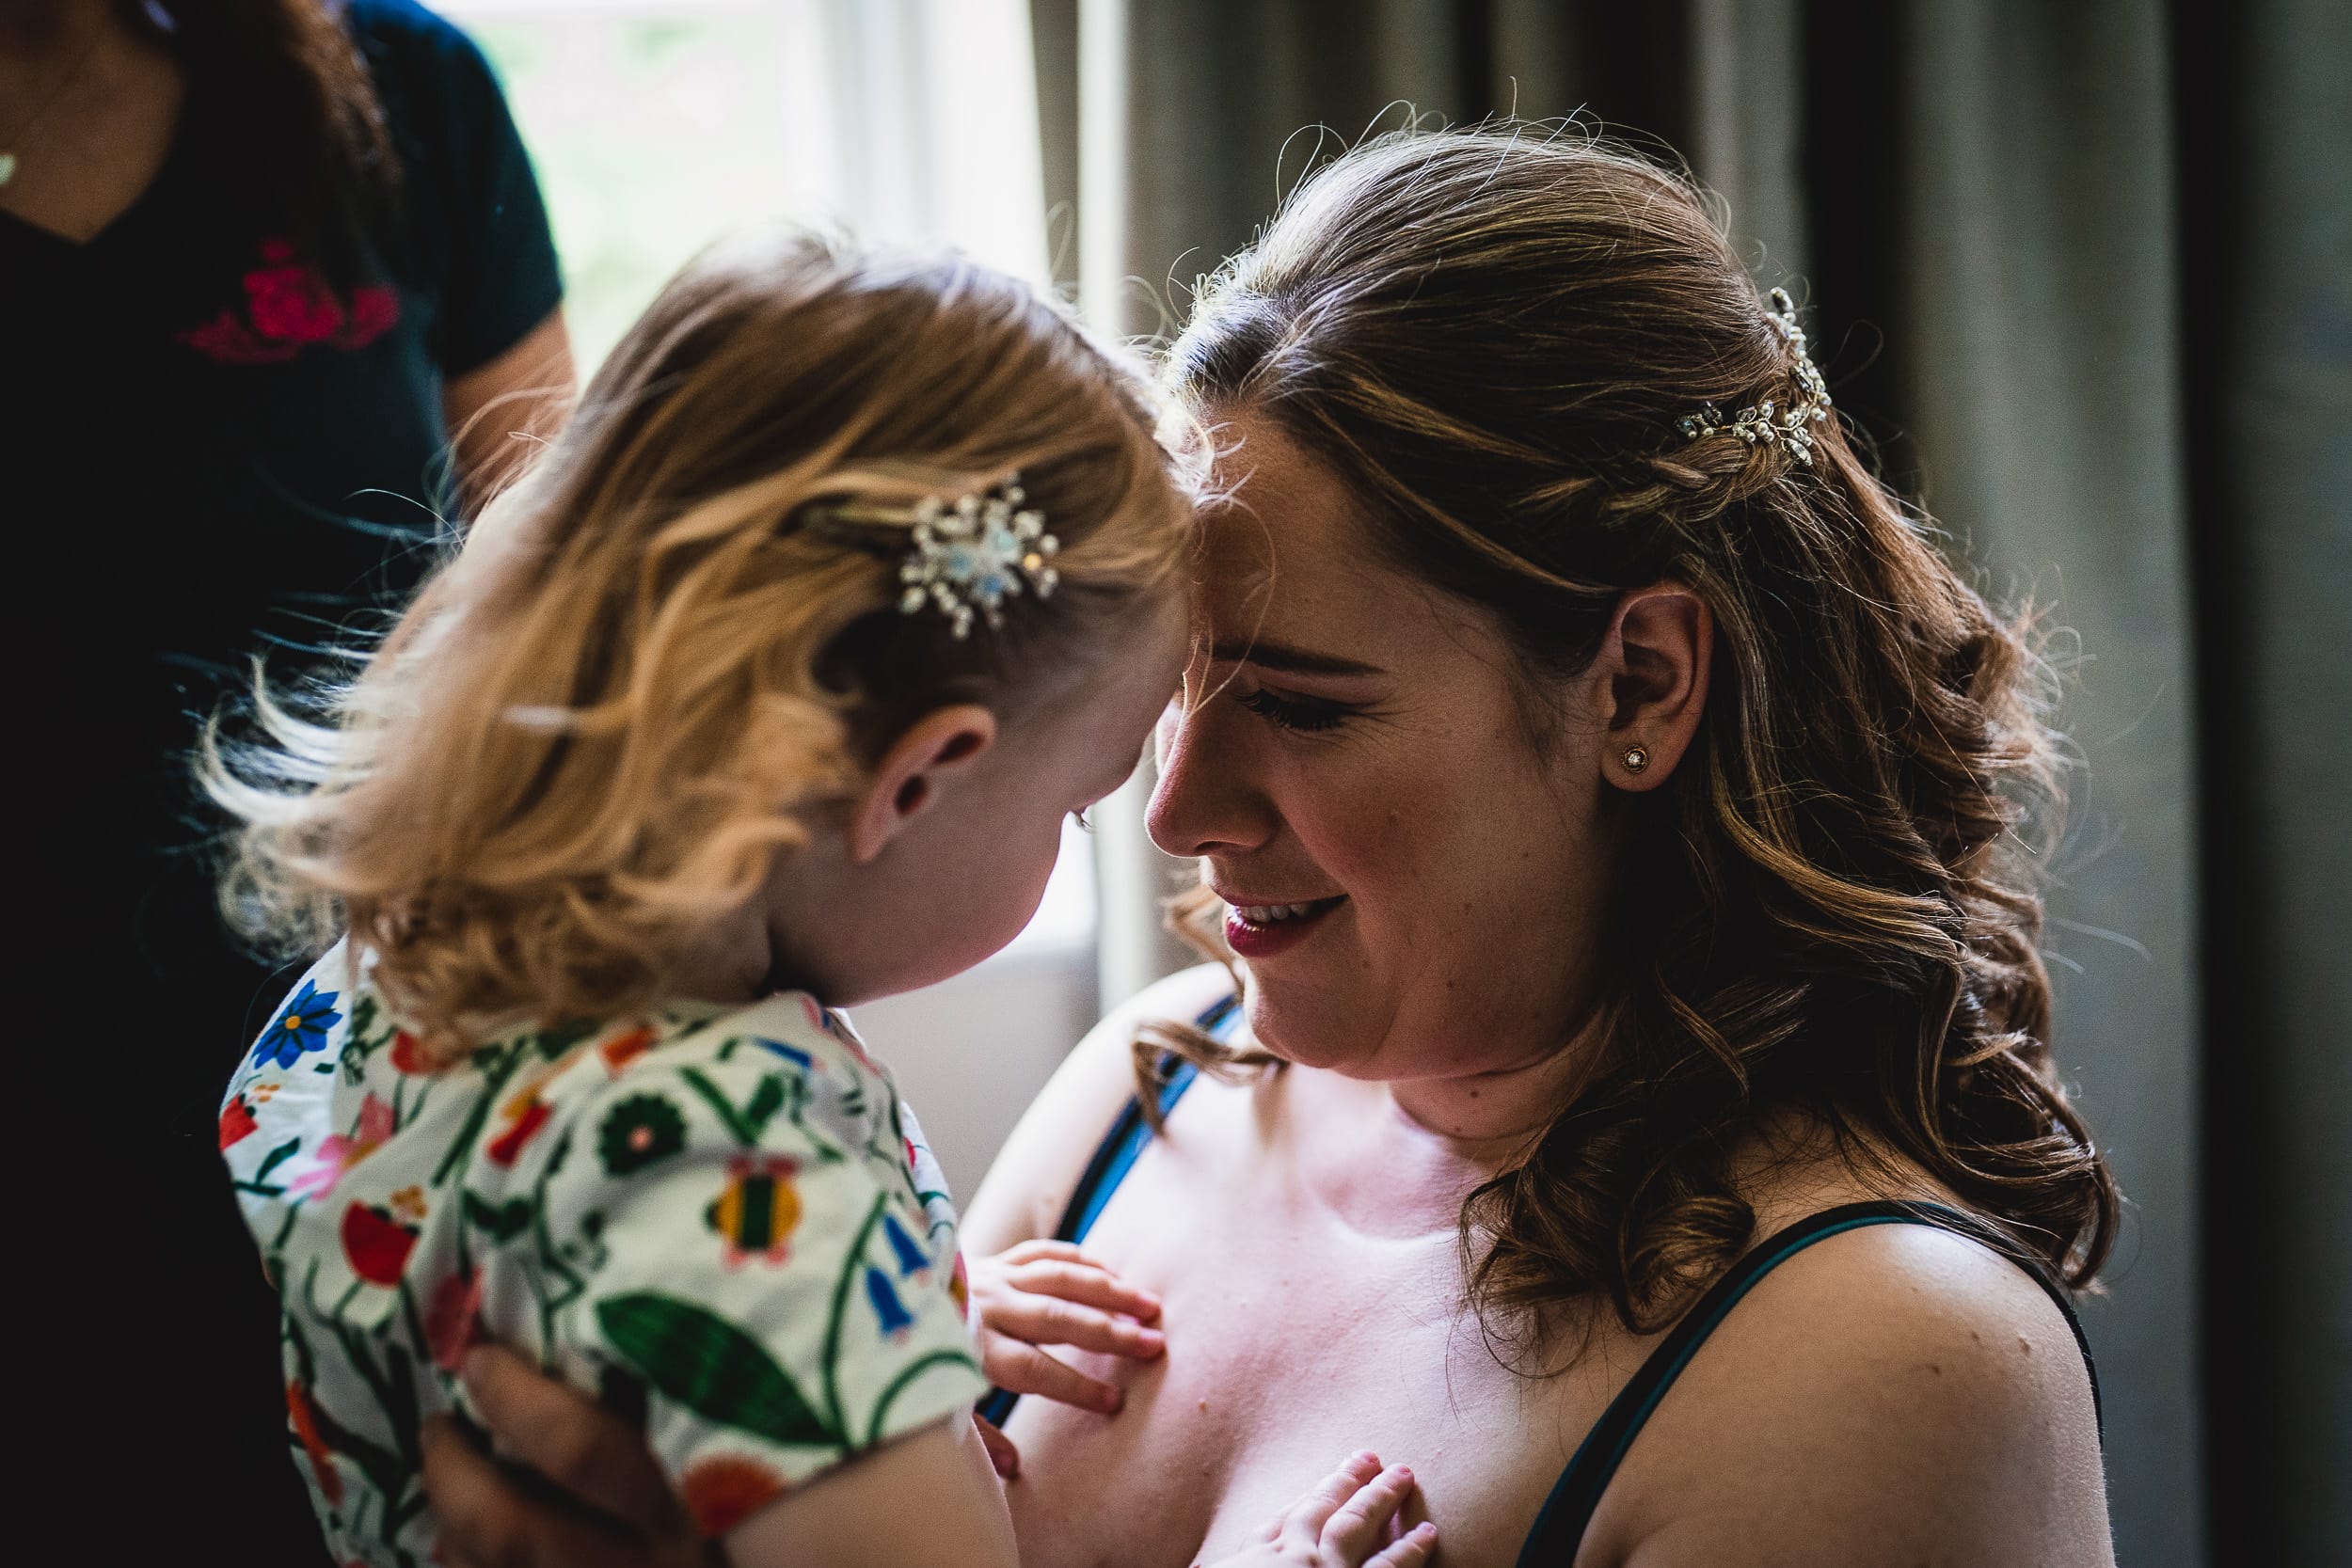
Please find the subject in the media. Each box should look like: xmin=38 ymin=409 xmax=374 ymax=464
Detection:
xmin=1236 ymin=688 xmax=1350 ymax=733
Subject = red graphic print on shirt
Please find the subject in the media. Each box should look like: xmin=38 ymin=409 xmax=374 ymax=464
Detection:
xmin=176 ymin=238 xmax=399 ymax=364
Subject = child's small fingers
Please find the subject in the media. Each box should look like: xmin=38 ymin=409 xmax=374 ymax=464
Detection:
xmin=1009 ymin=1259 xmax=1164 ymax=1322
xmin=1363 ymin=1520 xmax=1439 ymax=1568
xmin=1320 ymin=1464 xmax=1416 ymax=1558
xmin=992 ymin=1296 xmax=1166 ymax=1359
xmin=1002 ymin=1238 xmax=1096 ymax=1266
xmin=981 ymin=1339 xmax=1124 ymax=1415
xmin=1278 ymin=1451 xmax=1385 ymax=1539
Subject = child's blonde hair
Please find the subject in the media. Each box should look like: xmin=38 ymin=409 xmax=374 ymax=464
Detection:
xmin=208 ymin=232 xmax=1196 ymax=1061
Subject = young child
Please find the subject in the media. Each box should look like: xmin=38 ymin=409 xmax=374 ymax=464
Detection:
xmin=210 ymin=234 xmax=1436 ymax=1568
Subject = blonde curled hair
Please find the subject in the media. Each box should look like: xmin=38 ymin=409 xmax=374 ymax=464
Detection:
xmin=207 ymin=231 xmax=1196 ymax=1062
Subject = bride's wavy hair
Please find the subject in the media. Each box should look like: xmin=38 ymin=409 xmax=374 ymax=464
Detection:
xmin=206 ymin=231 xmax=1194 ymax=1060
xmin=1153 ymin=127 xmax=2118 ymax=1337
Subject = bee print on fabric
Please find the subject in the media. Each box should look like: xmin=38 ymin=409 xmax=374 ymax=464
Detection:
xmin=707 ymin=1156 xmax=803 ymax=1268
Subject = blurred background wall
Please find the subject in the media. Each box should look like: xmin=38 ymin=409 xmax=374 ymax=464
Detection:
xmin=450 ymin=3 xmax=2348 ymax=1563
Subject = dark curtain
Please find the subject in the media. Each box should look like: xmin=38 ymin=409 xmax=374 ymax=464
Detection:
xmin=1032 ymin=3 xmax=2351 ymax=1563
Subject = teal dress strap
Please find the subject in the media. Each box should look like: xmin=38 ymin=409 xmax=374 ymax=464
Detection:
xmin=975 ymin=992 xmax=1238 ymax=1427
xmin=1512 ymin=1200 xmax=2101 ymax=1566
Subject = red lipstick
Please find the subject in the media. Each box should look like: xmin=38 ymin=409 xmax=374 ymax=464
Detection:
xmin=1221 ymin=895 xmax=1344 ymax=960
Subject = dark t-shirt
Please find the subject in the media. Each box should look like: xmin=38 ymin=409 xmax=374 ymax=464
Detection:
xmin=14 ymin=0 xmax=561 ymax=863
xmin=10 ymin=8 xmax=558 ymax=1561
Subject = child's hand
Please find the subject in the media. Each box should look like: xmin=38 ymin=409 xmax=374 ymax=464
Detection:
xmin=969 ymin=1239 xmax=1166 ymax=1416
xmin=1203 ymin=1453 xmax=1438 ymax=1568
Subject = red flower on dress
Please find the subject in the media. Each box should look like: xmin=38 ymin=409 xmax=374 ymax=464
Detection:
xmin=390 ymin=1031 xmax=430 ymax=1074
xmin=219 ymin=1093 xmax=260 ymax=1149
xmin=599 ymin=1025 xmax=657 ymax=1075
xmin=340 ymin=1200 xmax=419 ymax=1286
xmin=679 ymin=1453 xmax=787 ymax=1537
xmin=175 ymin=237 xmax=400 ymax=364
xmin=424 ymin=1267 xmax=486 ymax=1371
xmin=485 ymin=1095 xmax=554 ymax=1167
xmin=286 ymin=1380 xmax=345 ymax=1505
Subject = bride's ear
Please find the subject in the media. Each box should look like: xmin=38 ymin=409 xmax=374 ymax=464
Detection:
xmin=847 ymin=704 xmax=998 ymax=863
xmin=1598 ymin=583 xmax=1712 ymax=792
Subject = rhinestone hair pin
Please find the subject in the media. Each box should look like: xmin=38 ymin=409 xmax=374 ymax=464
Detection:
xmin=806 ymin=478 xmax=1060 ymax=639
xmin=1677 ymin=287 xmax=1834 ymax=465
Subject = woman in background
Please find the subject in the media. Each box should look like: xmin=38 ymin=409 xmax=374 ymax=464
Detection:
xmin=6 ymin=2 xmax=568 ymax=1558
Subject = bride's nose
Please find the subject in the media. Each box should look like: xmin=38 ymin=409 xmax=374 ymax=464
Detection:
xmin=1146 ymin=692 xmax=1278 ymax=859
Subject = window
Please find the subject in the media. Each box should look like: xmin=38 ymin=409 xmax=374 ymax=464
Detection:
xmin=447 ymin=0 xmax=1052 ymax=368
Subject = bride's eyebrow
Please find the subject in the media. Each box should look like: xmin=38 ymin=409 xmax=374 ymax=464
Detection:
xmin=1209 ymin=637 xmax=1386 ymax=677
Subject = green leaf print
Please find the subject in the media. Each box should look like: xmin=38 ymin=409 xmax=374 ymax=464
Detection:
xmin=233 ymin=1135 xmax=305 ymax=1196
xmin=679 ymin=1067 xmax=829 ymax=1154
xmin=820 ymin=1193 xmax=891 ymax=1440
xmin=743 ymin=1073 xmax=786 ymax=1137
xmin=433 ymin=1040 xmax=530 ymax=1187
xmin=534 ymin=1019 xmax=602 ymax=1061
xmin=338 ymin=994 xmax=396 ymax=1085
xmin=463 ymin=1192 xmax=534 ymax=1243
xmin=679 ymin=1068 xmax=758 ymax=1147
xmin=596 ymin=1292 xmax=841 ymax=1449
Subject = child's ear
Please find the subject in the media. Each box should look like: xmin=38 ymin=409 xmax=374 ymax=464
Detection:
xmin=847 ymin=704 xmax=999 ymax=864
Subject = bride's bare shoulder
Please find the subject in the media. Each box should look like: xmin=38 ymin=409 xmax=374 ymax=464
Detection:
xmin=959 ymin=964 xmax=1235 ymax=1251
xmin=1580 ymin=1137 xmax=2112 ymax=1568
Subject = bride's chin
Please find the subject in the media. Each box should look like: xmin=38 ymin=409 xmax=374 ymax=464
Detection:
xmin=1239 ymin=989 xmax=1353 ymax=1070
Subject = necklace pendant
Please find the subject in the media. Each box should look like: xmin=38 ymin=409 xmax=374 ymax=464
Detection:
xmin=0 ymin=152 xmax=17 ymax=186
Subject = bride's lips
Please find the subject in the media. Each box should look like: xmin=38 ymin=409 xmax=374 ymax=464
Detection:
xmin=1220 ymin=894 xmax=1346 ymax=960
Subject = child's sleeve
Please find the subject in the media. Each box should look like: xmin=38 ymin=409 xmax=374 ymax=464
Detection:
xmin=504 ymin=1043 xmax=986 ymax=1538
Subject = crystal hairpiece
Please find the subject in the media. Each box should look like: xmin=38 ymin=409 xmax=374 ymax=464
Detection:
xmin=1677 ymin=287 xmax=1834 ymax=465
xmin=805 ymin=478 xmax=1060 ymax=639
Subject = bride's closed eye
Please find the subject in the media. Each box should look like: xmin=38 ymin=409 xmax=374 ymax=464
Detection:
xmin=1236 ymin=687 xmax=1352 ymax=734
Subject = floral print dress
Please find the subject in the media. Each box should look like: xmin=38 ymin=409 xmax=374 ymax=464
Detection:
xmin=221 ymin=942 xmax=985 ymax=1565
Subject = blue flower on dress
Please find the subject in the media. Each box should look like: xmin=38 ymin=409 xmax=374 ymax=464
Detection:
xmin=254 ymin=980 xmax=342 ymax=1069
xmin=882 ymin=1211 xmax=932 ymax=1280
xmin=749 ymin=1037 xmax=814 ymax=1073
xmin=866 ymin=1266 xmax=914 ymax=1339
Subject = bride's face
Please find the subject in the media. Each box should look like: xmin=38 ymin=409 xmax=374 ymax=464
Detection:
xmin=1148 ymin=414 xmax=1621 ymax=1085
